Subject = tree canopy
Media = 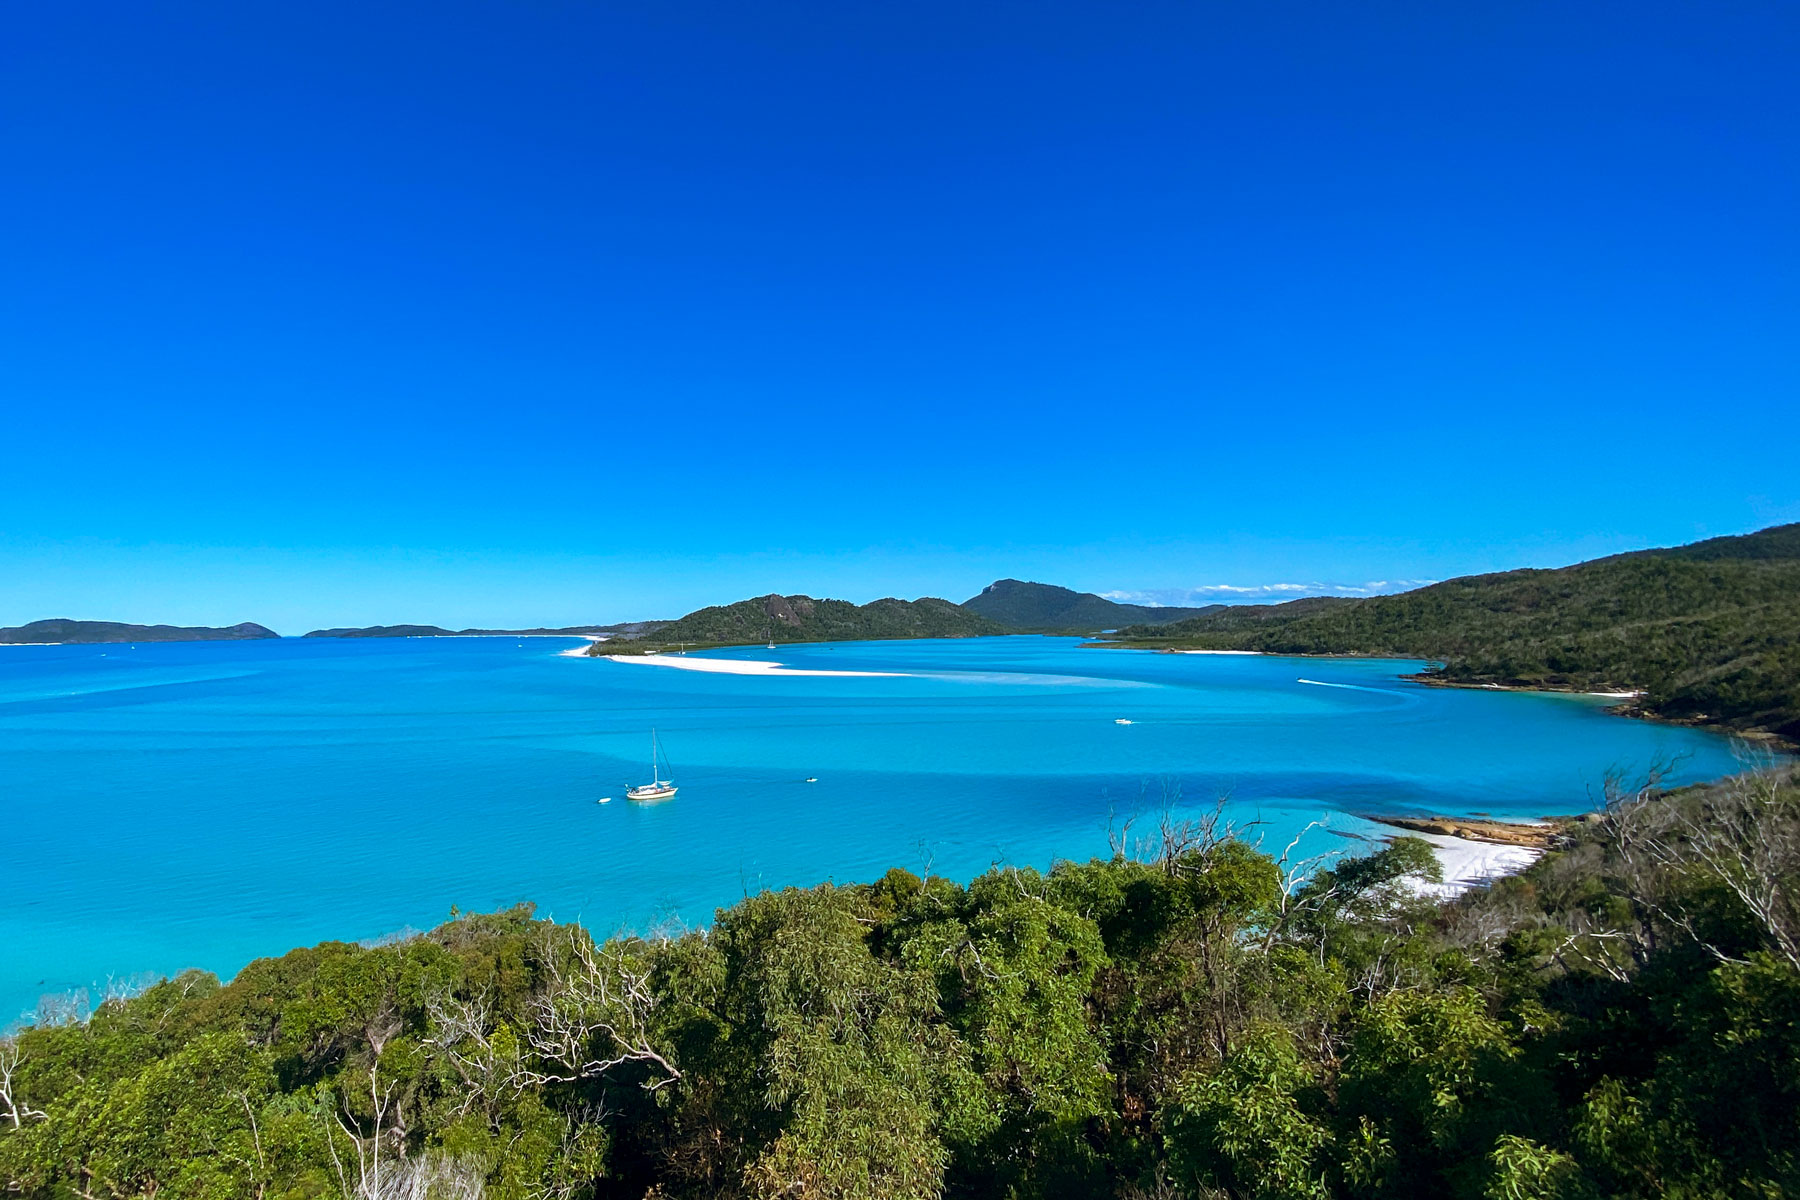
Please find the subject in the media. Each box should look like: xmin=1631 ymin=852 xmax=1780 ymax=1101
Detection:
xmin=5 ymin=767 xmax=1798 ymax=1198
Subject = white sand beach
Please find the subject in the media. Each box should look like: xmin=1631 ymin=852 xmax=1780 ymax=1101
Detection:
xmin=600 ymin=653 xmax=903 ymax=678
xmin=1402 ymin=830 xmax=1544 ymax=899
xmin=1178 ymin=649 xmax=1263 ymax=655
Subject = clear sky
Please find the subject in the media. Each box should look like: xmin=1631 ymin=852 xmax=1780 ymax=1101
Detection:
xmin=3 ymin=2 xmax=1796 ymax=632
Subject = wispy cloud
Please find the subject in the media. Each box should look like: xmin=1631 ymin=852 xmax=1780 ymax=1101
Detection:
xmin=1102 ymin=580 xmax=1436 ymax=607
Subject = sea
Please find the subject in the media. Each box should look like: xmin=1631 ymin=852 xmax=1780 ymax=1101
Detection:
xmin=0 ymin=635 xmax=1750 ymax=1022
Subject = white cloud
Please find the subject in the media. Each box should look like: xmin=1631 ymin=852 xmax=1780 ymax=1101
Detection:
xmin=1102 ymin=579 xmax=1436 ymax=606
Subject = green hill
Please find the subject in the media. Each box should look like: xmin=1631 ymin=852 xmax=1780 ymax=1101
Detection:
xmin=963 ymin=578 xmax=1223 ymax=630
xmin=0 ymin=619 xmax=280 ymax=644
xmin=1106 ymin=524 xmax=1800 ymax=740
xmin=598 ymin=593 xmax=1004 ymax=652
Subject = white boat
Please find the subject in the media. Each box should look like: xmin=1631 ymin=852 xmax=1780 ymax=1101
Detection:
xmin=626 ymin=730 xmax=678 ymax=802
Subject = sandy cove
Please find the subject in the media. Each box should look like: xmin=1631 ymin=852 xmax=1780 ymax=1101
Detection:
xmin=1371 ymin=815 xmax=1560 ymax=898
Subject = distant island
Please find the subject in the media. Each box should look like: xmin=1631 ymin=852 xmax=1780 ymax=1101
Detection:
xmin=1098 ymin=523 xmax=1800 ymax=742
xmin=0 ymin=618 xmax=279 ymax=645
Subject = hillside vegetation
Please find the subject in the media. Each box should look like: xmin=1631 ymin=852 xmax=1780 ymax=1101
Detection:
xmin=5 ymin=766 xmax=1797 ymax=1199
xmin=964 ymin=579 xmax=1221 ymax=631
xmin=596 ymin=593 xmax=1003 ymax=653
xmin=0 ymin=619 xmax=279 ymax=644
xmin=1107 ymin=524 xmax=1800 ymax=740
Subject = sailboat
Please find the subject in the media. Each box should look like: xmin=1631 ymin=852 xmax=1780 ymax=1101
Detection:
xmin=626 ymin=730 xmax=678 ymax=803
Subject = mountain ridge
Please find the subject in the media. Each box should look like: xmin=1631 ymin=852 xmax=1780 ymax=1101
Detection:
xmin=0 ymin=619 xmax=280 ymax=644
xmin=963 ymin=578 xmax=1224 ymax=630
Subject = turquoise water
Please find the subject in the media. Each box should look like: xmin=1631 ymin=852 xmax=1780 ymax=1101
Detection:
xmin=0 ymin=635 xmax=1745 ymax=1020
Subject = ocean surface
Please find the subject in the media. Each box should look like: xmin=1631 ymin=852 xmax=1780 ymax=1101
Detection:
xmin=0 ymin=635 xmax=1748 ymax=1021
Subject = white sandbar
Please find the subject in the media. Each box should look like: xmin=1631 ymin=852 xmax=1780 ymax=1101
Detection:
xmin=557 ymin=636 xmax=606 ymax=658
xmin=600 ymin=653 xmax=902 ymax=678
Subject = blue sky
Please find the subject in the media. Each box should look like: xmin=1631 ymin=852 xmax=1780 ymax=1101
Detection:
xmin=3 ymin=2 xmax=1796 ymax=631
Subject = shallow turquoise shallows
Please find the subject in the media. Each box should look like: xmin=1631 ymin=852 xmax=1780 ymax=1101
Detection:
xmin=0 ymin=635 xmax=1747 ymax=1020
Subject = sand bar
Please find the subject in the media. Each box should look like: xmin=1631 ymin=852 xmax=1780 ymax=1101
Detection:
xmin=600 ymin=653 xmax=903 ymax=678
xmin=557 ymin=636 xmax=606 ymax=658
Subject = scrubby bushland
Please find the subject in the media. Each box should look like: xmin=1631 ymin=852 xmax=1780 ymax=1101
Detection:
xmin=4 ymin=765 xmax=1798 ymax=1199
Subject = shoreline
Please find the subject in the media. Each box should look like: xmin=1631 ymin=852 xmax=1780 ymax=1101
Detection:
xmin=557 ymin=636 xmax=605 ymax=658
xmin=1402 ymin=674 xmax=1796 ymax=752
xmin=1091 ymin=639 xmax=1791 ymax=751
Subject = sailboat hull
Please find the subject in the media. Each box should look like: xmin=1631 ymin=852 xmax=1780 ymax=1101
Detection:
xmin=626 ymin=783 xmax=678 ymax=803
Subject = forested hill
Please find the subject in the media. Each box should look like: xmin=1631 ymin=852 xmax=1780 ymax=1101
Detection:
xmin=598 ymin=593 xmax=1004 ymax=651
xmin=0 ymin=619 xmax=279 ymax=644
xmin=964 ymin=578 xmax=1223 ymax=630
xmin=1107 ymin=523 xmax=1800 ymax=740
xmin=5 ymin=765 xmax=1796 ymax=1198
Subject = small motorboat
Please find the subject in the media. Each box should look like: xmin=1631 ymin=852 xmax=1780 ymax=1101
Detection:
xmin=1114 ymin=718 xmax=1134 ymax=725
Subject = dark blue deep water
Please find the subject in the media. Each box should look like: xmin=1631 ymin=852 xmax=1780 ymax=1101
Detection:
xmin=0 ymin=635 xmax=1744 ymax=1019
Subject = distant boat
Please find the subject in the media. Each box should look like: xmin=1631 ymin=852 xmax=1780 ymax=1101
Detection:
xmin=1114 ymin=718 xmax=1133 ymax=725
xmin=626 ymin=730 xmax=678 ymax=803
xmin=767 ymin=625 xmax=776 ymax=650
xmin=805 ymin=776 xmax=818 ymax=783
xmin=596 ymin=796 xmax=612 ymax=805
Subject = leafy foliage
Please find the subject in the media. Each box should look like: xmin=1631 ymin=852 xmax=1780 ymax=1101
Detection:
xmin=5 ymin=770 xmax=1799 ymax=1198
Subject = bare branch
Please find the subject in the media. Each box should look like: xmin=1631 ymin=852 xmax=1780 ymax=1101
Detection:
xmin=515 ymin=929 xmax=682 ymax=1091
xmin=0 ymin=1037 xmax=48 ymax=1128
